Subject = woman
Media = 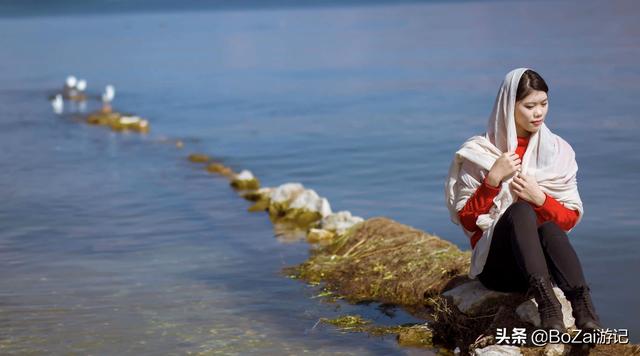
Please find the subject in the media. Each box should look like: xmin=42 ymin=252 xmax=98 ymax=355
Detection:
xmin=445 ymin=68 xmax=603 ymax=333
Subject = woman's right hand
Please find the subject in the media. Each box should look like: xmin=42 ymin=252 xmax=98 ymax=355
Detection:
xmin=487 ymin=152 xmax=521 ymax=187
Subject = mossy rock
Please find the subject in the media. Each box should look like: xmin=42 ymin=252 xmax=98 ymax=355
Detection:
xmin=188 ymin=153 xmax=211 ymax=163
xmin=86 ymin=112 xmax=120 ymax=126
xmin=282 ymin=209 xmax=323 ymax=227
xmin=285 ymin=217 xmax=470 ymax=307
xmin=248 ymin=198 xmax=270 ymax=212
xmin=230 ymin=178 xmax=260 ymax=190
xmin=206 ymin=163 xmax=234 ymax=177
xmin=268 ymin=201 xmax=290 ymax=218
xmin=109 ymin=117 xmax=149 ymax=133
xmin=242 ymin=191 xmax=265 ymax=202
xmin=307 ymin=229 xmax=335 ymax=243
xmin=320 ymin=314 xmax=434 ymax=348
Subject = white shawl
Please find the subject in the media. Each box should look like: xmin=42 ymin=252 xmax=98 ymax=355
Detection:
xmin=444 ymin=67 xmax=584 ymax=279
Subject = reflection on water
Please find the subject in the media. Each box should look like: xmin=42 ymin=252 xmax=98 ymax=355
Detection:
xmin=1 ymin=0 xmax=639 ymax=353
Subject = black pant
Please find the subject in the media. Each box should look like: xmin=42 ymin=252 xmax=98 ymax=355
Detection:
xmin=477 ymin=201 xmax=588 ymax=294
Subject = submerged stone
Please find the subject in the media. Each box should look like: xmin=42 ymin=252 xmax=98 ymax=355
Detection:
xmin=320 ymin=315 xmax=433 ymax=348
xmin=188 ymin=153 xmax=211 ymax=163
xmin=86 ymin=111 xmax=120 ymax=126
xmin=206 ymin=163 xmax=234 ymax=177
xmin=109 ymin=115 xmax=150 ymax=133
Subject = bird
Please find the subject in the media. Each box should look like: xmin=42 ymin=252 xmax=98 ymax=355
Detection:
xmin=76 ymin=79 xmax=87 ymax=92
xmin=63 ymin=75 xmax=78 ymax=99
xmin=101 ymin=85 xmax=116 ymax=112
xmin=51 ymin=94 xmax=64 ymax=114
xmin=102 ymin=85 xmax=115 ymax=103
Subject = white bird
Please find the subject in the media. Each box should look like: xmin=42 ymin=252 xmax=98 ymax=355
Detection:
xmin=102 ymin=84 xmax=115 ymax=103
xmin=51 ymin=94 xmax=63 ymax=114
xmin=65 ymin=76 xmax=77 ymax=88
xmin=76 ymin=79 xmax=87 ymax=91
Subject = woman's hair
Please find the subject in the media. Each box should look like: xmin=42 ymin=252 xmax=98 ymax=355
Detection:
xmin=516 ymin=69 xmax=549 ymax=101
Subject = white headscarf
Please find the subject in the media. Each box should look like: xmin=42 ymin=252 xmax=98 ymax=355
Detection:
xmin=444 ymin=67 xmax=584 ymax=279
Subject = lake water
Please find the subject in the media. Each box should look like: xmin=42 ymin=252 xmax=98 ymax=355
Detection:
xmin=1 ymin=0 xmax=639 ymax=353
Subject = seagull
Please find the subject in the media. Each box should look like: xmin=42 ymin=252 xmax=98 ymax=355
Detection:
xmin=102 ymin=84 xmax=115 ymax=103
xmin=51 ymin=94 xmax=63 ymax=114
xmin=63 ymin=75 xmax=78 ymax=98
xmin=65 ymin=76 xmax=77 ymax=88
xmin=76 ymin=79 xmax=87 ymax=92
xmin=100 ymin=85 xmax=116 ymax=112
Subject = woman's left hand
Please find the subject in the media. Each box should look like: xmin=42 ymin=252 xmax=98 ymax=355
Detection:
xmin=510 ymin=173 xmax=546 ymax=207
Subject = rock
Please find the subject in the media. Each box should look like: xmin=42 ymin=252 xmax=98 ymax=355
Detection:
xmin=288 ymin=189 xmax=332 ymax=218
xmin=86 ymin=111 xmax=149 ymax=133
xmin=110 ymin=115 xmax=149 ymax=133
xmin=245 ymin=188 xmax=273 ymax=212
xmin=230 ymin=170 xmax=260 ymax=190
xmin=319 ymin=211 xmax=365 ymax=235
xmin=206 ymin=163 xmax=234 ymax=178
xmin=543 ymin=343 xmax=565 ymax=356
xmin=188 ymin=153 xmax=210 ymax=163
xmin=86 ymin=111 xmax=120 ymax=126
xmin=273 ymin=189 xmax=332 ymax=227
xmin=242 ymin=187 xmax=273 ymax=202
xmin=307 ymin=228 xmax=335 ymax=243
xmin=473 ymin=345 xmax=522 ymax=356
xmin=515 ymin=286 xmax=575 ymax=329
xmin=270 ymin=183 xmax=305 ymax=204
xmin=442 ymin=280 xmax=513 ymax=316
xmin=268 ymin=183 xmax=305 ymax=217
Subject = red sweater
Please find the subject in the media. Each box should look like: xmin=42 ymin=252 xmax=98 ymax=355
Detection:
xmin=458 ymin=136 xmax=580 ymax=249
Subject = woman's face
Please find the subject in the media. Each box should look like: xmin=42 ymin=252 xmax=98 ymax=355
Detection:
xmin=514 ymin=90 xmax=548 ymax=137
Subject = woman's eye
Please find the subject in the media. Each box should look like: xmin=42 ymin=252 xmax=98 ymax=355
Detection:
xmin=526 ymin=106 xmax=534 ymax=109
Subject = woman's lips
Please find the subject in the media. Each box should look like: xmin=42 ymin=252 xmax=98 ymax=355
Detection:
xmin=532 ymin=119 xmax=543 ymax=126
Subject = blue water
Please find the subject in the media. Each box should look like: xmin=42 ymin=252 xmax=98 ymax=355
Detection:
xmin=1 ymin=0 xmax=639 ymax=353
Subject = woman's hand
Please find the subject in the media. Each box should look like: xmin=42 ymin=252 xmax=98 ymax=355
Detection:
xmin=510 ymin=173 xmax=546 ymax=207
xmin=487 ymin=152 xmax=521 ymax=186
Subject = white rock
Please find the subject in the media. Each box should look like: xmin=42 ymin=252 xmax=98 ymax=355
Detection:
xmin=543 ymin=343 xmax=566 ymax=356
xmin=270 ymin=183 xmax=305 ymax=203
xmin=515 ymin=286 xmax=575 ymax=329
xmin=320 ymin=211 xmax=364 ymax=234
xmin=442 ymin=280 xmax=513 ymax=315
xmin=256 ymin=187 xmax=273 ymax=197
xmin=119 ymin=115 xmax=141 ymax=124
xmin=319 ymin=198 xmax=332 ymax=218
xmin=474 ymin=345 xmax=522 ymax=356
xmin=307 ymin=228 xmax=335 ymax=242
xmin=234 ymin=169 xmax=255 ymax=181
xmin=289 ymin=189 xmax=333 ymax=217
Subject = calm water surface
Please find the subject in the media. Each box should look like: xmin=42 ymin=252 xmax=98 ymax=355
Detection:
xmin=1 ymin=0 xmax=639 ymax=353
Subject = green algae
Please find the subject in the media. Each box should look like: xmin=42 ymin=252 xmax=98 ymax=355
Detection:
xmin=319 ymin=314 xmax=433 ymax=348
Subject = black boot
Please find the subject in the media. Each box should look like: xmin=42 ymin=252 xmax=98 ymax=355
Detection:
xmin=526 ymin=275 xmax=567 ymax=333
xmin=564 ymin=285 xmax=603 ymax=330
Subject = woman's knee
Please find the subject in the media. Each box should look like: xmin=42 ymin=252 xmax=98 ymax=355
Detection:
xmin=504 ymin=201 xmax=537 ymax=223
xmin=538 ymin=221 xmax=568 ymax=241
